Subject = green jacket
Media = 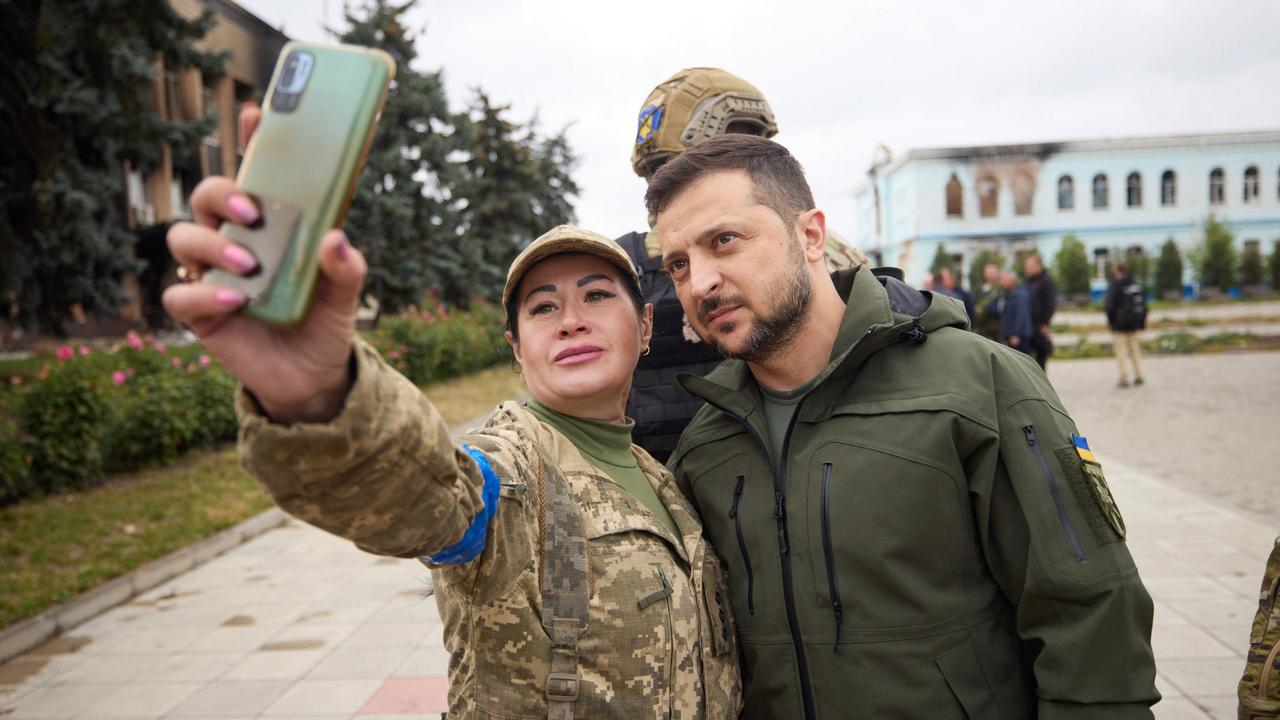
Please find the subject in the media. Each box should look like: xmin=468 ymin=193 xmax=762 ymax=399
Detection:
xmin=671 ymin=266 xmax=1158 ymax=720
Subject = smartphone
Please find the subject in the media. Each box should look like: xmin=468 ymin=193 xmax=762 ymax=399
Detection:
xmin=203 ymin=42 xmax=394 ymax=325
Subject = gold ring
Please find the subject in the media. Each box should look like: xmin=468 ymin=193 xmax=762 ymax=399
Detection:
xmin=176 ymin=265 xmax=202 ymax=283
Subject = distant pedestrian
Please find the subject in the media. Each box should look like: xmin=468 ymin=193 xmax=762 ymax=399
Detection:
xmin=972 ymin=262 xmax=1002 ymax=339
xmin=932 ymin=267 xmax=976 ymax=327
xmin=1023 ymin=254 xmax=1057 ymax=369
xmin=1105 ymin=260 xmax=1148 ymax=387
xmin=997 ymin=270 xmax=1034 ymax=353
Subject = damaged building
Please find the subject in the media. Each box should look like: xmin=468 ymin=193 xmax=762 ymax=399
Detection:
xmin=852 ymin=130 xmax=1280 ymax=295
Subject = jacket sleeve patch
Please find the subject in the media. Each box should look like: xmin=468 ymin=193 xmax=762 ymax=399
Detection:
xmin=426 ymin=444 xmax=501 ymax=565
xmin=1054 ymin=446 xmax=1126 ymax=544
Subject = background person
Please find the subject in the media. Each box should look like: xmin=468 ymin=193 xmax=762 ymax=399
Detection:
xmin=1105 ymin=259 xmax=1148 ymax=387
xmin=932 ymin=266 xmax=975 ymax=327
xmin=972 ymin=261 xmax=1002 ymax=339
xmin=647 ymin=135 xmax=1158 ymax=720
xmin=618 ymin=67 xmax=868 ymax=463
xmin=162 ymin=121 xmax=741 ymax=716
xmin=1023 ymin=253 xmax=1057 ymax=369
xmin=998 ymin=269 xmax=1034 ymax=353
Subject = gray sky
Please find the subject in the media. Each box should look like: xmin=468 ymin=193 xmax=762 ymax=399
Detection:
xmin=237 ymin=0 xmax=1280 ymax=240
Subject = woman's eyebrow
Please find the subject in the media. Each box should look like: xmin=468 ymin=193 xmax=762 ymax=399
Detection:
xmin=522 ymin=284 xmax=556 ymax=303
xmin=576 ymin=274 xmax=612 ymax=287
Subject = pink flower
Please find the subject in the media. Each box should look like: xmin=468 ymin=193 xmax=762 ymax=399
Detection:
xmin=78 ymin=345 xmax=91 ymax=356
xmin=126 ymin=367 xmax=136 ymax=377
xmin=56 ymin=345 xmax=73 ymax=361
xmin=171 ymin=357 xmax=182 ymax=368
xmin=126 ymin=331 xmax=143 ymax=350
xmin=9 ymin=376 xmax=21 ymax=386
xmin=387 ymin=349 xmax=401 ymax=360
xmin=187 ymin=363 xmax=196 ymax=373
xmin=437 ymin=303 xmax=450 ymax=320
xmin=111 ymin=371 xmax=127 ymax=385
xmin=198 ymin=354 xmax=211 ymax=367
xmin=153 ymin=341 xmax=167 ymax=354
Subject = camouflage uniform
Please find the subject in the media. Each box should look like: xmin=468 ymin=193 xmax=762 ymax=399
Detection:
xmin=238 ymin=339 xmax=742 ymax=719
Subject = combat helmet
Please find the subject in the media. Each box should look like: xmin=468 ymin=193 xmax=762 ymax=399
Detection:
xmin=631 ymin=67 xmax=779 ymax=179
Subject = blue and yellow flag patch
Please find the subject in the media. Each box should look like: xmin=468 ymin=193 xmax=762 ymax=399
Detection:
xmin=636 ymin=105 xmax=663 ymax=145
xmin=1072 ymin=433 xmax=1096 ymax=462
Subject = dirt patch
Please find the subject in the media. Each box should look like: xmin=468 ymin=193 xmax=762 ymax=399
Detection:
xmin=260 ymin=639 xmax=324 ymax=651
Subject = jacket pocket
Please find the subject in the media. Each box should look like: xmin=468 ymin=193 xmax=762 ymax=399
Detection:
xmin=820 ymin=462 xmax=844 ymax=652
xmin=728 ymin=474 xmax=755 ymax=616
xmin=935 ymin=636 xmax=1005 ymax=719
xmin=1022 ymin=424 xmax=1087 ymax=562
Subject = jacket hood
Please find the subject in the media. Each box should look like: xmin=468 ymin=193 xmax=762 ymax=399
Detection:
xmin=677 ymin=264 xmax=968 ymax=415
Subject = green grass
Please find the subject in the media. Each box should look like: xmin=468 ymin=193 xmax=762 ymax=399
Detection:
xmin=0 ymin=363 xmax=529 ymax=631
xmin=0 ymin=447 xmax=272 ymax=629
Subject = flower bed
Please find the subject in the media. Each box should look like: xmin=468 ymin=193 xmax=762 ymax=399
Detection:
xmin=1 ymin=301 xmax=511 ymax=506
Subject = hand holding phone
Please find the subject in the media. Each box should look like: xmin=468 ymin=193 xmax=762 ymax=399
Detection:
xmin=204 ymin=42 xmax=394 ymax=325
xmin=163 ymin=43 xmax=395 ymax=424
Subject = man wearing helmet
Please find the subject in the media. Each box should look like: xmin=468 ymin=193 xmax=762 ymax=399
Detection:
xmin=620 ymin=68 xmax=869 ymax=463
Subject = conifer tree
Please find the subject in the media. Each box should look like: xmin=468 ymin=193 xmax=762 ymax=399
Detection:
xmin=1053 ymin=234 xmax=1091 ymax=296
xmin=0 ymin=0 xmax=224 ymax=332
xmin=452 ymin=92 xmax=578 ymax=305
xmin=336 ymin=0 xmax=458 ymax=313
xmin=1197 ymin=216 xmax=1237 ymax=292
xmin=1155 ymin=238 xmax=1183 ymax=297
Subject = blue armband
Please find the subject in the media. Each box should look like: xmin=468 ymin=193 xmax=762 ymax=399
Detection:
xmin=426 ymin=444 xmax=500 ymax=566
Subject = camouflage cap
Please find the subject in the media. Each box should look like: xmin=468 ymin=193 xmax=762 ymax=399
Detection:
xmin=503 ymin=225 xmax=640 ymax=310
xmin=631 ymin=67 xmax=779 ymax=179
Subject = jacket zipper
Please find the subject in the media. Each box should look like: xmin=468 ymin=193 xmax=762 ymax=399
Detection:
xmin=693 ymin=328 xmax=877 ymax=720
xmin=729 ymin=474 xmax=755 ymax=615
xmin=775 ymin=416 xmax=816 ymax=720
xmin=820 ymin=463 xmax=844 ymax=653
xmin=659 ymin=567 xmax=675 ymax=720
xmin=1023 ymin=425 xmax=1087 ymax=562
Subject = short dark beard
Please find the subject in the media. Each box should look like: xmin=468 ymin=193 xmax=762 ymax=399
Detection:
xmin=703 ymin=239 xmax=812 ymax=362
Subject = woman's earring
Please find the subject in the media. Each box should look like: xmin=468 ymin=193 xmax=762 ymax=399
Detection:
xmin=511 ymin=359 xmax=522 ymax=374
xmin=641 ymin=345 xmax=651 ymax=357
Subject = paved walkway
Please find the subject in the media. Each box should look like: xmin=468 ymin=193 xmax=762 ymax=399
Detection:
xmin=0 ymin=457 xmax=1272 ymax=719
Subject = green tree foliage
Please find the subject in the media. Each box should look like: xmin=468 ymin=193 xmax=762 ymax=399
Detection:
xmin=1197 ymin=215 xmax=1237 ymax=291
xmin=1240 ymin=242 xmax=1265 ymax=286
xmin=1053 ymin=234 xmax=1091 ymax=295
xmin=451 ymin=92 xmax=579 ymax=305
xmin=1155 ymin=239 xmax=1183 ymax=296
xmin=0 ymin=0 xmax=225 ymax=333
xmin=336 ymin=1 xmax=578 ymax=309
xmin=1124 ymin=247 xmax=1152 ymax=289
xmin=1270 ymin=240 xmax=1280 ymax=290
xmin=967 ymin=248 xmax=1005 ymax=292
xmin=336 ymin=0 xmax=459 ymax=314
xmin=928 ymin=244 xmax=956 ymax=278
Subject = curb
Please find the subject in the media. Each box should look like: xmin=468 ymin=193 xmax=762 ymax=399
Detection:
xmin=0 ymin=507 xmax=288 ymax=665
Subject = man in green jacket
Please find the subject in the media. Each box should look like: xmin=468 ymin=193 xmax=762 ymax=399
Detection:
xmin=646 ymin=135 xmax=1159 ymax=719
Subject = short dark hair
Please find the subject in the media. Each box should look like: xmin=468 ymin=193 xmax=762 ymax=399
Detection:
xmin=644 ymin=135 xmax=815 ymax=226
xmin=1114 ymin=259 xmax=1130 ymax=275
xmin=504 ymin=259 xmax=645 ymax=343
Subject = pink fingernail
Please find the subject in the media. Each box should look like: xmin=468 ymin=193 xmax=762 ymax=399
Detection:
xmin=335 ymin=233 xmax=350 ymax=262
xmin=215 ymin=289 xmax=247 ymax=307
xmin=222 ymin=244 xmax=259 ymax=273
xmin=226 ymin=194 xmax=260 ymax=225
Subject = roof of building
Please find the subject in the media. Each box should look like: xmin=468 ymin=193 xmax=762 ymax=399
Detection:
xmin=906 ymin=128 xmax=1280 ymax=161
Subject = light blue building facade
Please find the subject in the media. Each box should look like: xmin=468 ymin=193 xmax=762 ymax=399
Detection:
xmin=852 ymin=130 xmax=1280 ymax=294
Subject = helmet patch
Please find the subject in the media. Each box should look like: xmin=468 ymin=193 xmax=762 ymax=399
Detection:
xmin=635 ymin=105 xmax=663 ymax=145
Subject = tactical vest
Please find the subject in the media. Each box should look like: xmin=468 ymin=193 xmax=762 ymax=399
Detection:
xmin=616 ymin=231 xmax=723 ymax=464
xmin=1240 ymin=533 xmax=1280 ymax=719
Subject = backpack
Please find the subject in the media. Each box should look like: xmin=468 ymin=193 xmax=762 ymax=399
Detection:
xmin=1113 ymin=281 xmax=1148 ymax=331
xmin=1239 ymin=533 xmax=1280 ymax=720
